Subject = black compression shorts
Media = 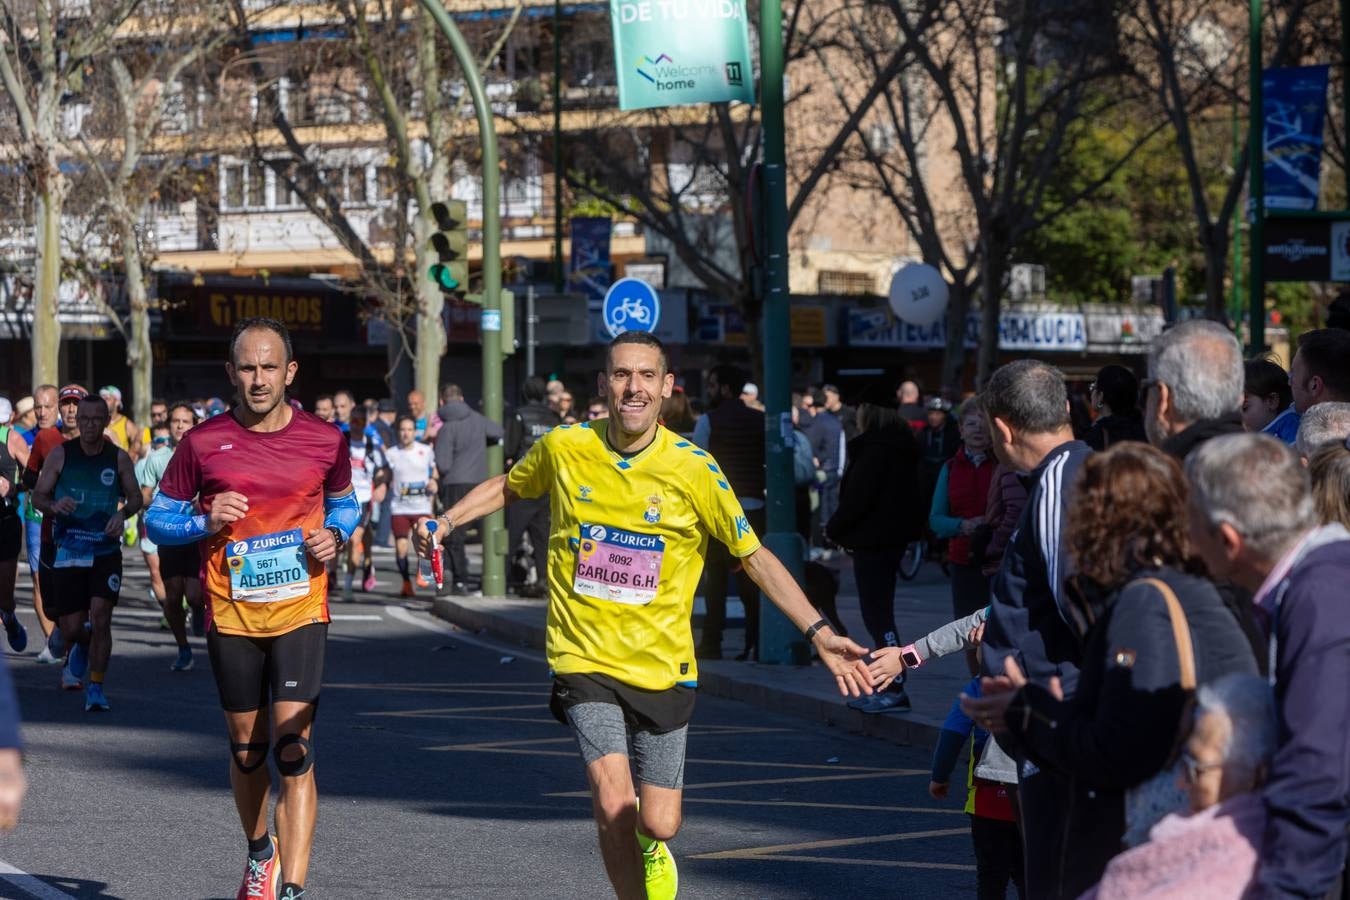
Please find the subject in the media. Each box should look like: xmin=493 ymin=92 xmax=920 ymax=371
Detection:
xmin=46 ymin=552 xmax=123 ymax=618
xmin=0 ymin=513 xmax=18 ymax=563
xmin=207 ymin=622 xmax=328 ymax=712
xmin=158 ymin=542 xmax=200 ymax=581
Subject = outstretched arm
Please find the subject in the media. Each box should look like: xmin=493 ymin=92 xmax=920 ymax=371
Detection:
xmin=414 ymin=474 xmax=517 ymax=557
xmin=741 ymin=546 xmax=874 ymax=698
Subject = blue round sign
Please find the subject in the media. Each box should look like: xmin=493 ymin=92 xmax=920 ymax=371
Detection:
xmin=602 ymin=278 xmax=661 ymax=338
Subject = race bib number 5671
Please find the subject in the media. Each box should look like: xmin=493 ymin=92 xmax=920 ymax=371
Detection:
xmin=226 ymin=529 xmax=310 ymax=603
xmin=573 ymin=524 xmax=664 ymax=605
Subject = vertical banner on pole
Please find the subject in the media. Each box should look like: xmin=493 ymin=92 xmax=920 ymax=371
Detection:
xmin=1262 ymin=65 xmax=1331 ymax=210
xmin=569 ymin=216 xmax=614 ymax=301
xmin=610 ymin=0 xmax=756 ymax=110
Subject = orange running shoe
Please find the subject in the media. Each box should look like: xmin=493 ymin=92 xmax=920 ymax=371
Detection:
xmin=399 ymin=579 xmax=415 ymax=598
xmin=237 ymin=836 xmax=282 ymax=899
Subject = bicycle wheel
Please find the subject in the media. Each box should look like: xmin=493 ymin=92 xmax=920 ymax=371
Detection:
xmin=898 ymin=540 xmax=924 ymax=581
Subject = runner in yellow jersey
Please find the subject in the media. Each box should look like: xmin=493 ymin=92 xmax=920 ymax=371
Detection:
xmin=416 ymin=332 xmax=874 ymax=900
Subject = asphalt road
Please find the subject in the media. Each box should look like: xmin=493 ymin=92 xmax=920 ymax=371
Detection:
xmin=0 ymin=555 xmax=979 ymax=899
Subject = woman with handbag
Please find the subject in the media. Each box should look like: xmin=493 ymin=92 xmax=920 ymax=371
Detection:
xmin=961 ymin=442 xmax=1257 ymax=900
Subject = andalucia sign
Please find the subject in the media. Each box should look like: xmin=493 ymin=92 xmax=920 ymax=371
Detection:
xmin=610 ymin=0 xmax=755 ymax=111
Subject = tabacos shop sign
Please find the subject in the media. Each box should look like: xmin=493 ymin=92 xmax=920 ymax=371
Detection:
xmin=611 ymin=0 xmax=755 ymax=111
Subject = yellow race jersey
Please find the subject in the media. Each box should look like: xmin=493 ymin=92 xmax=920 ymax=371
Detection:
xmin=507 ymin=419 xmax=761 ymax=691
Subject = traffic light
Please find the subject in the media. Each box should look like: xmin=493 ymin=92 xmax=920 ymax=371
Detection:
xmin=428 ymin=200 xmax=468 ymax=295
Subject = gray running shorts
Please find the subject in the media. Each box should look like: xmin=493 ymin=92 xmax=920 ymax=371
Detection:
xmin=564 ymin=701 xmax=689 ymax=790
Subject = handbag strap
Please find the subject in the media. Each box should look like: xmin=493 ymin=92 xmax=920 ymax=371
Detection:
xmin=1137 ymin=577 xmax=1196 ymax=690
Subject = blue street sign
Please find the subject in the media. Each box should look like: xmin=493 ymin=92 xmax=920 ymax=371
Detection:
xmin=602 ymin=277 xmax=661 ymax=337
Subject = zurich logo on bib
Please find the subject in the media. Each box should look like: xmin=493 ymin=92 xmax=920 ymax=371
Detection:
xmin=602 ymin=278 xmax=660 ymax=338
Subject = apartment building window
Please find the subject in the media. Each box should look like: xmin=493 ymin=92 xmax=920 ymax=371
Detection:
xmin=224 ymin=166 xmax=244 ymax=208
xmin=818 ymin=270 xmax=875 ymax=295
xmin=348 ymin=166 xmax=368 ymax=204
xmin=377 ymin=167 xmax=400 ymax=203
xmin=322 ymin=167 xmax=344 ymax=203
xmin=247 ymin=166 xmax=267 ymax=208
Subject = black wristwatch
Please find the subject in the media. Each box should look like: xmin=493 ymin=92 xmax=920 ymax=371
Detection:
xmin=802 ymin=618 xmax=830 ymax=641
xmin=325 ymin=525 xmax=346 ymax=549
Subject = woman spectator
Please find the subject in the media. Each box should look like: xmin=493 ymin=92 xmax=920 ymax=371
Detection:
xmin=928 ymin=397 xmax=997 ymax=674
xmin=1309 ymin=439 xmax=1350 ymax=529
xmin=826 ymin=383 xmax=924 ymax=713
xmin=961 ymin=442 xmax=1257 ymax=899
xmin=1241 ymin=358 xmax=1298 ymax=441
xmin=1083 ymin=674 xmax=1274 ymax=900
xmin=659 ymin=388 xmax=697 ymax=439
xmin=1083 ymin=365 xmax=1146 ymax=450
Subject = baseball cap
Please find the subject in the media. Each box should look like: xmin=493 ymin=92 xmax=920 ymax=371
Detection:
xmin=0 ymin=398 xmax=11 ymax=425
xmin=378 ymin=398 xmax=397 ymax=413
xmin=58 ymin=384 xmax=89 ymax=402
xmin=15 ymin=396 xmax=34 ymax=417
xmin=741 ymin=382 xmax=759 ymax=398
xmin=99 ymin=385 xmax=122 ymax=402
xmin=925 ymin=396 xmax=951 ymax=412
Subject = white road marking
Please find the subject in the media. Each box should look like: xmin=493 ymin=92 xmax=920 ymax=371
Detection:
xmin=0 ymin=860 xmax=76 ymax=899
xmin=384 ymin=607 xmax=546 ymax=663
xmin=331 ymin=614 xmax=382 ymax=621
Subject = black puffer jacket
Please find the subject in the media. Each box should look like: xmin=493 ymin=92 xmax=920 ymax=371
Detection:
xmin=825 ymin=424 xmax=924 ymax=551
xmin=1001 ymin=567 xmax=1258 ymax=899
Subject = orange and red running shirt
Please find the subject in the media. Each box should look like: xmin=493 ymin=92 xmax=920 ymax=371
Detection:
xmin=158 ymin=408 xmax=351 ymax=638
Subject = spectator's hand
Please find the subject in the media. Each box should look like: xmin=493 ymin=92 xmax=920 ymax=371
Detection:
xmin=959 ymin=518 xmax=980 ymax=536
xmin=206 ymin=491 xmax=249 ymax=533
xmin=967 ymin=621 xmax=986 ymax=646
xmin=866 ymin=646 xmax=905 ymax=691
xmin=0 ymin=748 xmax=26 ymax=831
xmin=928 ymin=781 xmax=950 ymax=801
xmin=960 ymin=657 xmax=1028 ymax=736
xmin=0 ymin=475 xmax=9 ymax=499
xmin=813 ymin=632 xmax=873 ymax=698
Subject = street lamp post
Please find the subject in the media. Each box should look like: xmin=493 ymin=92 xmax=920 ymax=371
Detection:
xmin=757 ymin=0 xmax=806 ymax=665
xmin=419 ymin=0 xmax=506 ymax=596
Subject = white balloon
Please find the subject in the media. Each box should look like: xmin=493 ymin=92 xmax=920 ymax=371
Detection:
xmin=888 ymin=263 xmax=949 ymax=326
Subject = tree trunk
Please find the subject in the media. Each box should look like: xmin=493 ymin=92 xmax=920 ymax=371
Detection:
xmin=413 ymin=211 xmax=444 ymax=405
xmin=940 ymin=280 xmax=972 ymax=396
xmin=977 ymin=242 xmax=1007 ymax=388
xmin=31 ymin=173 xmax=63 ymax=388
xmin=119 ymin=217 xmax=152 ymax=424
xmin=1201 ymin=223 xmax=1229 ymax=323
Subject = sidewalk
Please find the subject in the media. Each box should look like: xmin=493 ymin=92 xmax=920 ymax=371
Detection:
xmin=431 ymin=549 xmax=976 ymax=752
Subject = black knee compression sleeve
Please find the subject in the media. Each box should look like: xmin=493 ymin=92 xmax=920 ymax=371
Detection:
xmin=273 ymin=734 xmax=314 ymax=777
xmin=231 ymin=741 xmax=269 ymax=774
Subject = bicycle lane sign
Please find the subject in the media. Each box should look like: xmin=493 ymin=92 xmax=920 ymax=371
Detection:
xmin=602 ymin=277 xmax=661 ymax=338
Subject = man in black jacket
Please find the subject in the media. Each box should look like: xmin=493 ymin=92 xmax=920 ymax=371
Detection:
xmin=693 ymin=365 xmax=764 ymax=659
xmin=434 ymin=384 xmax=503 ymax=593
xmin=976 ymin=359 xmax=1092 ymax=899
xmin=504 ymin=376 xmax=560 ymax=597
xmin=1145 ymin=319 xmax=1246 ymax=459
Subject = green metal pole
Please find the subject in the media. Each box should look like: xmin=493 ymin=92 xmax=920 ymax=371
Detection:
xmin=758 ymin=0 xmax=805 ymax=665
xmin=1249 ymin=0 xmax=1266 ymax=353
xmin=420 ymin=0 xmax=506 ymax=596
xmin=1231 ymin=98 xmax=1244 ymax=340
xmin=553 ymin=0 xmax=565 ymax=292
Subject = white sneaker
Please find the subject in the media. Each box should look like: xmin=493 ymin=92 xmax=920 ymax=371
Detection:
xmin=36 ymin=645 xmax=59 ymax=665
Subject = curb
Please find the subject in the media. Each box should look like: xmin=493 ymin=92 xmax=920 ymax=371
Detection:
xmin=431 ymin=596 xmax=944 ymax=751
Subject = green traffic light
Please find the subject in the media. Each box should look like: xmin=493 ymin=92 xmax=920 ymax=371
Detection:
xmin=429 ymin=264 xmax=460 ymax=291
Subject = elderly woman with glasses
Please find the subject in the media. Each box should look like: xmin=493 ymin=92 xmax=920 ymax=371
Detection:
xmin=1082 ymin=673 xmax=1275 ymax=899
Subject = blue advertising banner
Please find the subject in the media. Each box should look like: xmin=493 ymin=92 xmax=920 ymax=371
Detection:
xmin=1263 ymin=65 xmax=1331 ymax=211
xmin=569 ymin=217 xmax=613 ymax=301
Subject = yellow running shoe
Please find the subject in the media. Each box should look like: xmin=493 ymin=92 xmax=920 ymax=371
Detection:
xmin=642 ymin=840 xmax=678 ymax=900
